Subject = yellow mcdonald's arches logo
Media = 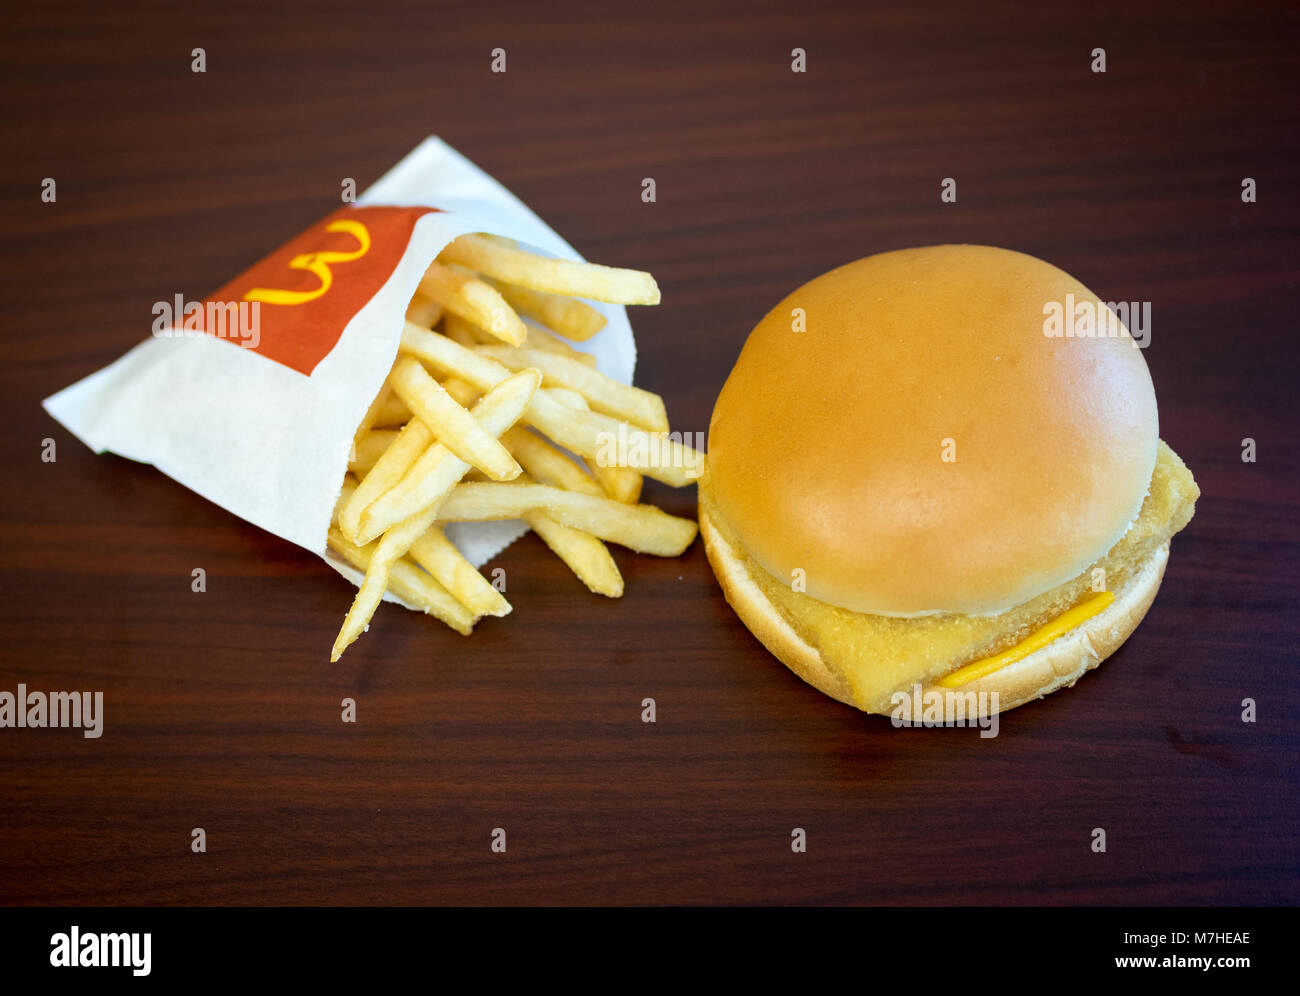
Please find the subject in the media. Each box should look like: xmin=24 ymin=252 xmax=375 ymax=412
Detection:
xmin=242 ymin=219 xmax=371 ymax=306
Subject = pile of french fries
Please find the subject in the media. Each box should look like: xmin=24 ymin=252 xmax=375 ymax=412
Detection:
xmin=328 ymin=233 xmax=702 ymax=660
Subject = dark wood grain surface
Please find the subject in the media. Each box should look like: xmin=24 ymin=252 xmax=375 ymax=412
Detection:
xmin=1 ymin=0 xmax=1296 ymax=906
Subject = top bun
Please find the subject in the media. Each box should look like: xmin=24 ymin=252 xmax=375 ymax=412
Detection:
xmin=707 ymin=245 xmax=1159 ymax=617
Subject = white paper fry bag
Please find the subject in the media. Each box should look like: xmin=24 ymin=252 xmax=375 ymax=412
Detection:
xmin=42 ymin=137 xmax=639 ymax=601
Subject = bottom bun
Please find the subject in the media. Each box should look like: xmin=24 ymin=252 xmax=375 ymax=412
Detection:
xmin=700 ymin=504 xmax=1170 ymax=717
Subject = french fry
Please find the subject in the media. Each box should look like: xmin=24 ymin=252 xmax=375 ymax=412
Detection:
xmin=334 ymin=507 xmax=436 ymax=660
xmin=442 ymin=312 xmax=486 ymax=348
xmin=478 ymin=344 xmax=669 ymax=432
xmin=440 ymin=233 xmax=660 ymax=306
xmin=525 ymin=510 xmax=623 ymax=597
xmin=353 ymin=382 xmax=395 ymax=449
xmin=529 ymin=397 xmax=701 ymax=486
xmin=371 ymin=393 xmax=413 ymax=429
xmin=440 ymin=377 xmax=481 ymax=408
xmin=405 ymin=292 xmax=444 ymax=330
xmin=523 ymin=322 xmax=598 ymax=368
xmin=590 ymin=463 xmax=643 ymax=504
xmin=503 ymin=427 xmax=605 ymax=498
xmin=389 ymin=355 xmax=521 ymax=481
xmin=545 ymin=387 xmax=644 ymax=502
xmin=349 ymin=429 xmax=399 ymax=476
xmin=542 ymin=386 xmax=588 ymax=410
xmin=408 ymin=526 xmax=512 ymax=618
xmin=333 ymin=371 xmax=540 ymax=656
xmin=438 ymin=482 xmax=697 ymax=556
xmin=500 ymin=469 xmax=620 ymax=595
xmin=418 ymin=261 xmax=526 ymax=346
xmin=334 ymin=475 xmax=360 ymax=518
xmin=400 ymin=321 xmax=531 ymax=393
xmin=445 ymin=311 xmax=574 ymax=364
xmin=327 ymin=527 xmax=474 ymax=638
xmin=357 ymin=369 xmax=542 ymax=545
xmin=332 ymin=475 xmax=475 ymax=631
xmin=327 ymin=239 xmax=691 ymax=656
xmin=338 ymin=416 xmax=434 ymax=543
xmin=399 ymin=325 xmax=702 ymax=486
xmin=486 ymin=277 xmax=607 ymax=341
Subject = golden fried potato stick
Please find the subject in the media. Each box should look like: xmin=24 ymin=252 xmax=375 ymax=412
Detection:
xmin=443 ymin=311 xmax=581 ymax=363
xmin=541 ymin=386 xmax=588 ymax=410
xmin=537 ymin=390 xmax=643 ymax=501
xmin=334 ymin=370 xmax=541 ymax=658
xmin=440 ymin=233 xmax=660 ymax=306
xmin=440 ymin=377 xmax=480 ymax=408
xmin=478 ymin=344 xmax=669 ymax=432
xmin=501 ymin=468 xmax=621 ymax=595
xmin=418 ymin=261 xmax=526 ymax=346
xmin=438 ymin=481 xmax=697 ymax=556
xmin=407 ymin=526 xmax=512 ymax=618
xmin=355 ymin=368 xmax=542 ymax=546
xmin=349 ymin=429 xmax=399 ymax=476
xmin=485 ymin=277 xmax=607 ymax=341
xmin=327 ymin=527 xmax=474 ymax=638
xmin=389 ymin=355 xmax=521 ymax=481
xmin=590 ymin=463 xmax=643 ymax=504
xmin=547 ymin=386 xmax=588 ymax=409
xmin=503 ymin=427 xmax=605 ymax=498
xmin=399 ymin=325 xmax=702 ymax=487
xmin=442 ymin=312 xmax=486 ymax=348
xmin=331 ymin=478 xmax=474 ymax=635
xmin=353 ymin=381 xmax=396 ymax=449
xmin=333 ymin=474 xmax=362 ymax=524
xmin=338 ymin=416 xmax=434 ymax=543
xmin=525 ymin=509 xmax=623 ymax=597
xmin=405 ymin=292 xmax=443 ymax=330
xmin=521 ymin=322 xmax=598 ymax=368
xmin=541 ymin=388 xmax=645 ymax=504
xmin=526 ymin=398 xmax=700 ymax=485
xmin=370 ymin=393 xmax=413 ymax=429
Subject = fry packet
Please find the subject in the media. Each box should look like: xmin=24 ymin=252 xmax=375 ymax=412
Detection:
xmin=43 ymin=138 xmax=639 ymax=602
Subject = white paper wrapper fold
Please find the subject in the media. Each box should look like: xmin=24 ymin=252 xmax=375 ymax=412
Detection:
xmin=42 ymin=137 xmax=638 ymax=606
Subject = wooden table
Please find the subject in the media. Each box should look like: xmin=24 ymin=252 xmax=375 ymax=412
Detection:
xmin=2 ymin=0 xmax=1296 ymax=905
